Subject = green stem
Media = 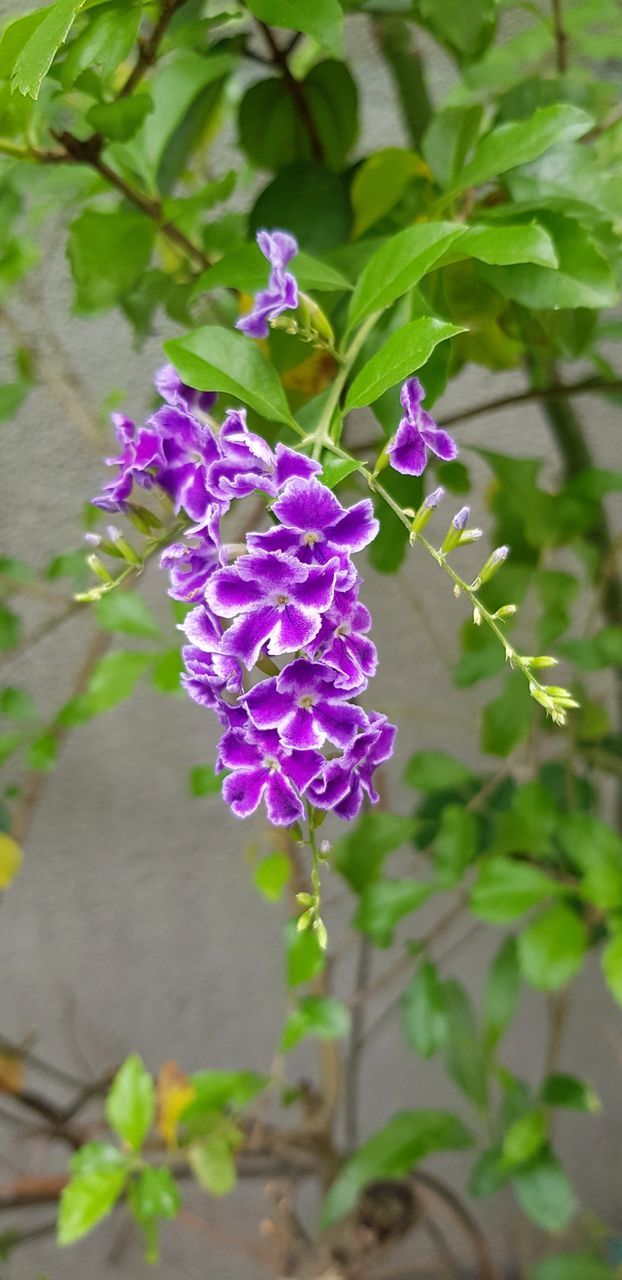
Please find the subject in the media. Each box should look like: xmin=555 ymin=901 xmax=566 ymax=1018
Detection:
xmin=315 ymin=436 xmax=572 ymax=724
xmin=311 ymin=314 xmax=379 ymax=459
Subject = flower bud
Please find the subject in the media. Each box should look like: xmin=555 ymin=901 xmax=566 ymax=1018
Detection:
xmin=297 ymin=907 xmax=314 ymax=932
xmin=314 ymin=918 xmax=328 ymax=951
xmin=87 ymin=553 xmax=114 ymax=584
xmin=471 ymin=545 xmax=509 ymax=589
xmin=84 ymin=532 xmax=102 ymax=547
xmin=493 ymin=603 xmax=518 ymax=620
xmin=441 ymin=505 xmax=470 ymax=553
xmin=527 ymin=655 xmax=558 ymax=669
xmin=410 ymin=485 xmax=445 ymax=536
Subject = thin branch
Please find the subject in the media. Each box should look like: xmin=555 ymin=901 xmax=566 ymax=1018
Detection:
xmin=119 ymin=0 xmax=191 ymax=98
xmin=344 ymin=935 xmax=372 ymax=1152
xmin=413 ymin=1171 xmax=502 ymax=1280
xmin=437 ymin=375 xmax=622 ymax=430
xmin=256 ymin=22 xmax=324 ymax=163
xmin=10 ymin=630 xmax=111 ymax=845
xmin=0 ymin=307 xmax=102 ymax=449
xmin=550 ymin=0 xmax=569 ymax=72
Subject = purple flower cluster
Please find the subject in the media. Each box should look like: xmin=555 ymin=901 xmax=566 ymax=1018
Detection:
xmin=92 ymin=364 xmax=395 ymax=828
xmin=388 ymin=377 xmax=457 ymax=477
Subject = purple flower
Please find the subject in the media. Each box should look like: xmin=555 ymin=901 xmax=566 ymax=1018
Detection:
xmin=93 ymin=414 xmax=165 ymax=512
xmin=236 ymin=230 xmax=299 ymax=340
xmin=248 ymin=477 xmax=378 ymax=588
xmin=155 ymin=363 xmax=217 ymax=416
xmin=160 ymin=509 xmax=221 ymax=602
xmin=149 ymin=404 xmax=221 ymax=522
xmin=218 ymin=723 xmax=324 ymax=825
xmin=307 ymin=713 xmax=397 ymax=821
xmin=388 ymin=378 xmax=457 ymax=477
xmin=313 ymin=587 xmax=377 ymax=691
xmin=181 ymin=604 xmax=242 ymax=699
xmin=206 ymin=549 xmax=339 ymax=670
xmin=243 ymin=658 xmax=368 ymax=750
xmin=206 ymin=408 xmax=276 ymax=503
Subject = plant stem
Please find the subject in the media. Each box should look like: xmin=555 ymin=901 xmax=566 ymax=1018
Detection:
xmin=551 ymin=0 xmax=569 ymax=72
xmin=256 ymin=23 xmax=324 ymax=162
xmin=311 ymin=314 xmax=379 ymax=459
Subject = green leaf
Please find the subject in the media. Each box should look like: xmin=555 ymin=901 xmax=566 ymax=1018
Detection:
xmin=195 ymin=244 xmax=350 ymax=296
xmin=502 ymin=1109 xmax=547 ymax=1168
xmin=442 ymin=980 xmax=488 ymax=1108
xmin=189 ymin=1136 xmax=237 ymax=1196
xmin=416 ymin=0 xmax=497 ymax=63
xmin=471 ymin=857 xmax=560 ymax=923
xmin=285 ymin=919 xmax=325 ymax=986
xmin=0 ymin=603 xmax=21 ymax=652
xmin=76 ymin=651 xmax=152 ymax=718
xmin=321 ymin=1109 xmax=472 ymax=1227
xmin=404 ymin=751 xmax=474 ymax=792
xmin=351 ymin=148 xmax=422 ymax=238
xmin=0 ymin=381 xmax=30 ymax=421
xmin=0 ymin=7 xmax=51 ymax=81
xmin=69 ymin=1142 xmax=128 ymax=1177
xmin=375 ymin=19 xmax=431 ymax=149
xmin=321 ymin=456 xmax=360 ymax=489
xmin=164 ymin=326 xmax=297 ymax=429
xmin=347 ymin=222 xmax=465 ymax=329
xmin=95 ymin=591 xmax=160 ymax=639
xmin=250 ymin=163 xmax=352 ymax=254
xmin=188 ymin=765 xmax=221 ymax=797
xmin=130 ymin=1167 xmax=180 ymax=1221
xmin=86 ymin=96 xmax=153 ymax=143
xmin=512 ymin=1149 xmax=575 ymax=1231
xmin=0 ymin=687 xmax=35 ymax=721
xmin=434 ymin=805 xmax=478 ymax=886
xmin=518 ymin=905 xmax=587 ymax=991
xmin=67 ymin=210 xmax=155 ymax=313
xmin=601 ymin=933 xmax=622 ymax=1006
xmin=557 ymin=813 xmax=622 ymax=910
xmin=58 ymin=1169 xmax=127 ymax=1245
xmin=455 ymin=221 xmax=558 ymax=268
xmin=480 ymin=214 xmax=618 ymax=310
xmin=401 ymin=961 xmax=447 ymax=1058
xmin=303 ymin=60 xmax=358 ymax=170
xmin=451 ymin=104 xmax=593 ymax=194
xmin=528 ymin=1253 xmax=614 ymax=1280
xmin=105 ymin=1055 xmax=155 ymax=1151
xmin=140 ymin=51 xmax=237 ymax=181
xmin=422 ymin=104 xmax=484 ymax=188
xmin=281 ymin=996 xmax=350 ymax=1052
xmin=151 ymin=648 xmax=183 ymax=694
xmin=26 ymin=730 xmax=58 ymax=771
xmin=481 ymin=672 xmax=533 ymax=757
xmin=355 ymin=879 xmax=432 ymax=948
xmin=345 ymin=318 xmax=464 ymax=410
xmin=253 ymin=851 xmax=290 ymax=902
xmin=332 ymin=811 xmax=417 ymax=892
xmin=184 ymin=1070 xmax=266 ymax=1119
xmin=12 ymin=0 xmax=87 ymax=98
xmin=245 ymin=0 xmax=343 ymax=54
xmin=484 ymin=937 xmax=520 ymax=1049
xmin=540 ymin=1073 xmax=601 ymax=1113
xmin=62 ymin=2 xmax=141 ymax=86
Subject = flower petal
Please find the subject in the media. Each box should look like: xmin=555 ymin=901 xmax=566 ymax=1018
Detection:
xmin=264 ymin=772 xmax=304 ymax=826
xmin=388 ymin=419 xmax=427 ymax=476
xmin=206 ymin=567 xmax=264 ymax=616
xmin=420 ymin=424 xmax=458 ymax=463
xmin=244 ymin=677 xmax=291 ymax=729
xmin=222 ymin=768 xmax=267 ymax=818
xmin=329 ymin=500 xmax=379 ymax=552
xmin=272 ymin=476 xmax=344 ymax=534
xmin=222 ymin=607 xmax=278 ymax=669
xmin=315 ymin=698 xmax=367 ymax=746
xmin=268 ymin=604 xmax=321 ymax=655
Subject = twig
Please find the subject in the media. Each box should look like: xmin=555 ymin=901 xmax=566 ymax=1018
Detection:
xmin=344 ymin=935 xmax=372 ymax=1152
xmin=550 ymin=0 xmax=569 ymax=72
xmin=413 ymin=1171 xmax=502 ymax=1280
xmin=119 ymin=0 xmax=191 ymax=98
xmin=0 ymin=307 xmax=102 ymax=449
xmin=256 ymin=23 xmax=324 ymax=162
xmin=437 ymin=375 xmax=622 ymax=430
xmin=10 ymin=630 xmax=111 ymax=845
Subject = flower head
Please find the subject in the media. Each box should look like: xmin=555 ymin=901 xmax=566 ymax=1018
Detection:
xmin=155 ymin=363 xmax=217 ymax=416
xmin=307 ymin=712 xmax=397 ymax=821
xmin=236 ymin=229 xmax=299 ymax=340
xmin=247 ymin=476 xmax=378 ymax=588
xmin=244 ymin=658 xmax=368 ymax=750
xmin=218 ymin=722 xmax=324 ymax=825
xmin=388 ymin=377 xmax=458 ymax=477
xmin=206 ymin=549 xmax=339 ymax=669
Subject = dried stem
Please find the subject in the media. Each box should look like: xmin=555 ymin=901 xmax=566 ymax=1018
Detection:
xmin=257 ymin=23 xmax=324 ymax=163
xmin=551 ymin=0 xmax=569 ymax=72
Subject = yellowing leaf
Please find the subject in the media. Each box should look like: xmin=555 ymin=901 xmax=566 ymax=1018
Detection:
xmin=281 ymin=351 xmax=337 ymax=396
xmin=157 ymin=1061 xmax=196 ymax=1148
xmin=0 ymin=1048 xmax=24 ymax=1094
xmin=0 ymin=834 xmax=22 ymax=889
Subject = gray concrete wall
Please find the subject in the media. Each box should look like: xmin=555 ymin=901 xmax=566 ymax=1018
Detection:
xmin=1 ymin=9 xmax=621 ymax=1278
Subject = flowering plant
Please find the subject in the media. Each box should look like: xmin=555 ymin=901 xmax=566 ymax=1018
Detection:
xmin=1 ymin=2 xmax=621 ymax=1277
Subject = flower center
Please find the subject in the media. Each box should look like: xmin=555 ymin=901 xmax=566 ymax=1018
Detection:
xmin=262 ymin=754 xmax=280 ymax=772
xmin=302 ymin=531 xmax=322 ymax=546
xmin=275 ymin=592 xmax=290 ymax=606
xmin=298 ymin=694 xmax=316 ymax=710
xmin=334 ymin=623 xmax=350 ymax=637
